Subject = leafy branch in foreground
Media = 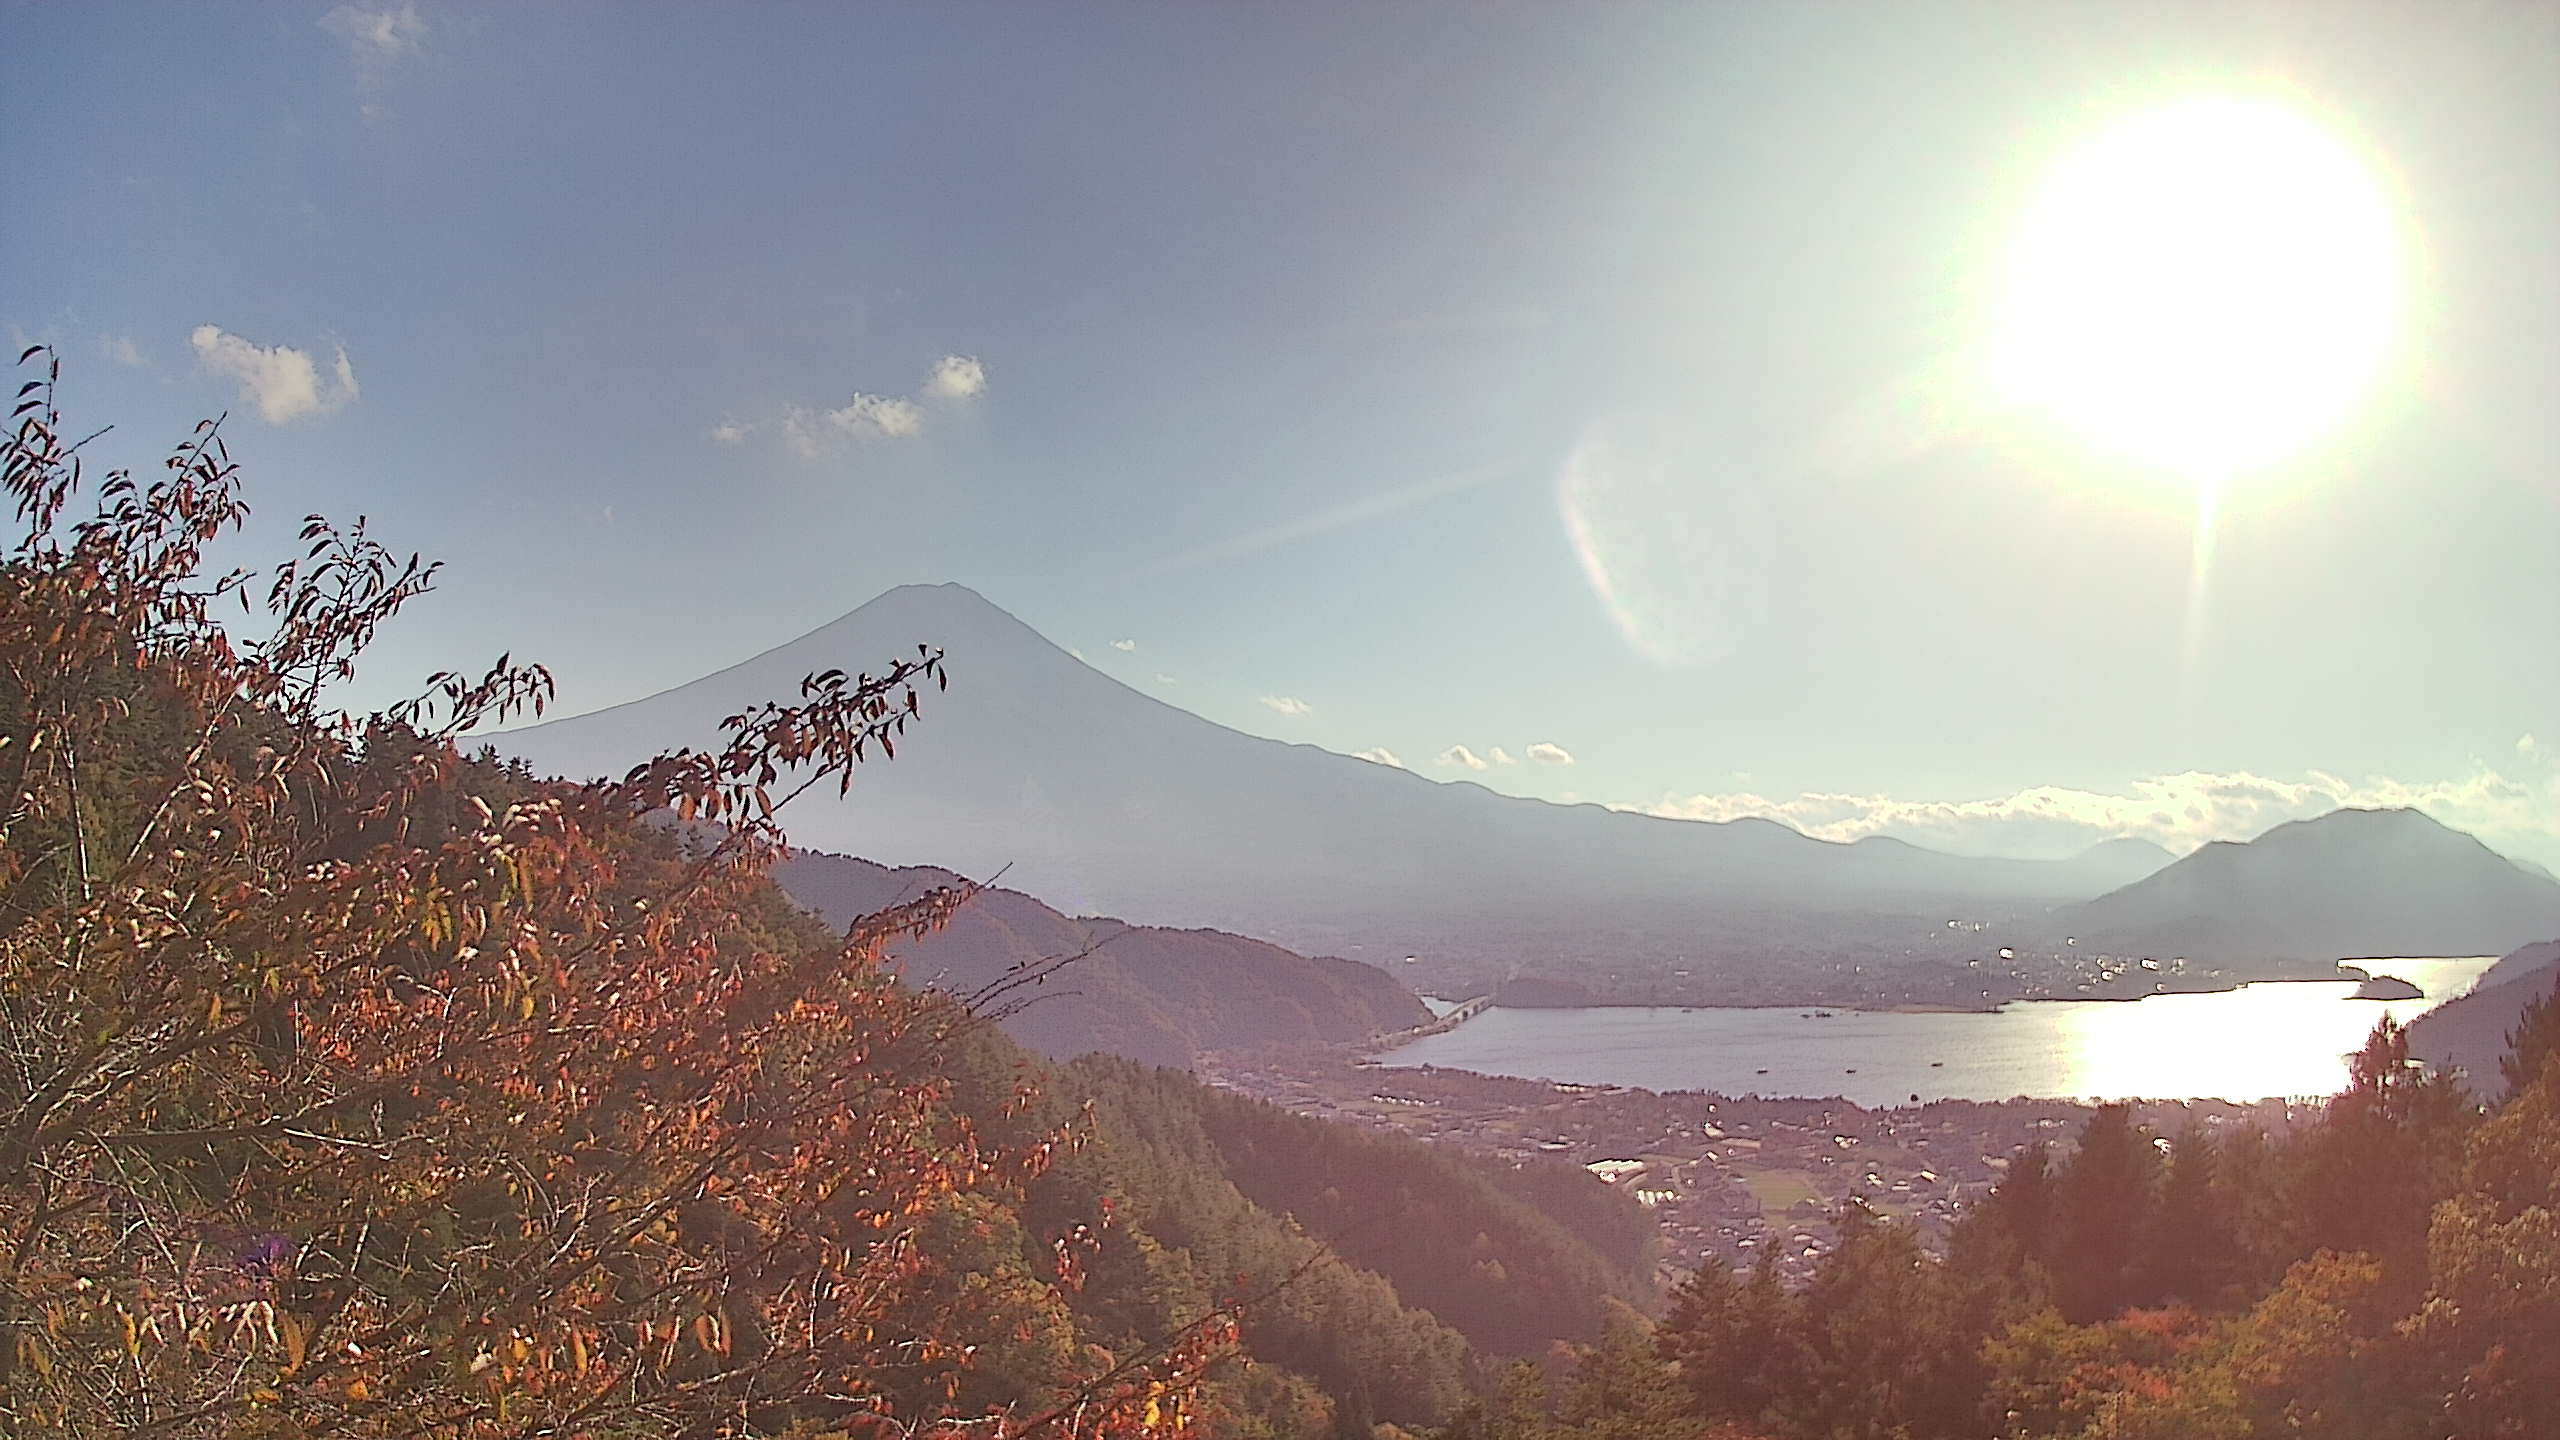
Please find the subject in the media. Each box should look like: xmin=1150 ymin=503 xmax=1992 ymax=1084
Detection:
xmin=0 ymin=352 xmax=1216 ymax=1438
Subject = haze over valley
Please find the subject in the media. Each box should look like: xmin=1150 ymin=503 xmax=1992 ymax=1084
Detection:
xmin=499 ymin=583 xmax=2560 ymax=1015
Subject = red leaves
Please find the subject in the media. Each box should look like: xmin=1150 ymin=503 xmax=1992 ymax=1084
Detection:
xmin=0 ymin=360 xmax=1190 ymax=1439
xmin=0 ymin=359 xmax=1214 ymax=1440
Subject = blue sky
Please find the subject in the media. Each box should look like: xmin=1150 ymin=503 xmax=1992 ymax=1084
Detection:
xmin=6 ymin=2 xmax=2555 ymax=866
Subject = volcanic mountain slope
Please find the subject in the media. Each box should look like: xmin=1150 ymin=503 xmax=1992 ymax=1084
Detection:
xmin=2058 ymin=809 xmax=2560 ymax=964
xmin=495 ymin=584 xmax=2528 ymax=990
xmin=774 ymin=850 xmax=1429 ymax=1068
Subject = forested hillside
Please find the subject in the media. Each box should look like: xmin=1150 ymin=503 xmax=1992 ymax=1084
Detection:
xmin=7 ymin=367 xmax=2549 ymax=1439
xmin=775 ymin=851 xmax=1429 ymax=1068
xmin=0 ymin=366 xmax=1640 ymax=1439
xmin=2409 ymin=941 xmax=2560 ymax=1098
xmin=1473 ymin=1001 xmax=2560 ymax=1440
xmin=0 ymin=363 xmax=1195 ymax=1436
xmin=1070 ymin=1057 xmax=1657 ymax=1357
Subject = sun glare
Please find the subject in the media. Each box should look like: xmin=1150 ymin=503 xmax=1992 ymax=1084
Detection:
xmin=1989 ymin=95 xmax=2407 ymax=481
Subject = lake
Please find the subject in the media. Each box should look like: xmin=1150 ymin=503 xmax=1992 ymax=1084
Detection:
xmin=1389 ymin=957 xmax=2499 ymax=1105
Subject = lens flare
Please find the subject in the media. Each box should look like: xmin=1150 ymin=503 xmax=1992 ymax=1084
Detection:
xmin=1559 ymin=414 xmax=1764 ymax=666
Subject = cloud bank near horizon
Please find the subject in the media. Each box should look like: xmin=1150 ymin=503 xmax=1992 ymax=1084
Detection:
xmin=1625 ymin=763 xmax=2560 ymax=867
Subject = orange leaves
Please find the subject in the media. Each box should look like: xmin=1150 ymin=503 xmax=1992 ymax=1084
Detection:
xmin=0 ymin=358 xmax=1226 ymax=1440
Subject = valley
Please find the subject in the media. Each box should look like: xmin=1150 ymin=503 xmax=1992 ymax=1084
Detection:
xmin=18 ymin=7 xmax=2558 ymax=1432
xmin=501 ymin=584 xmax=2560 ymax=1011
xmin=1202 ymin=1050 xmax=2310 ymax=1288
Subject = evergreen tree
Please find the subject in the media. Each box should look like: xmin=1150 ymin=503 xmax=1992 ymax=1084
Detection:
xmin=1558 ymin=1319 xmax=1686 ymax=1440
xmin=2285 ymin=1017 xmax=2474 ymax=1299
xmin=1781 ymin=1204 xmax=1975 ymax=1439
xmin=1658 ymin=1256 xmax=1785 ymax=1426
xmin=2051 ymin=1105 xmax=2160 ymax=1322
xmin=2131 ymin=1125 xmax=2239 ymax=1307
xmin=1995 ymin=1140 xmax=2056 ymax=1261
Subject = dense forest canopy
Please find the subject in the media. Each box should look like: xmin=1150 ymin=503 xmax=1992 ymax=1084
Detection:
xmin=1475 ymin=1007 xmax=2560 ymax=1440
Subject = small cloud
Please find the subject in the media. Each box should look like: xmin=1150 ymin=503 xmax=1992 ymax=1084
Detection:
xmin=1111 ymin=639 xmax=1137 ymax=652
xmin=321 ymin=3 xmax=425 ymax=120
xmin=1527 ymin=742 xmax=1575 ymax=766
xmin=1153 ymin=673 xmax=1178 ymax=686
xmin=1436 ymin=745 xmax=1490 ymax=772
xmin=1068 ymin=647 xmax=1085 ymax=660
xmin=763 ymin=353 xmax=982 ymax=456
xmin=1353 ymin=747 xmax=1404 ymax=769
xmin=2521 ymin=733 xmax=2541 ymax=757
xmin=781 ymin=393 xmax=925 ymax=456
xmin=1486 ymin=746 xmax=1519 ymax=766
xmin=708 ymin=418 xmax=752 ymax=445
xmin=190 ymin=325 xmax=359 ymax=425
xmin=1259 ymin=695 xmax=1313 ymax=718
xmin=100 ymin=335 xmax=145 ymax=368
xmin=921 ymin=354 xmax=986 ymax=400
xmin=320 ymin=4 xmax=427 ymax=69
xmin=830 ymin=393 xmax=924 ymax=439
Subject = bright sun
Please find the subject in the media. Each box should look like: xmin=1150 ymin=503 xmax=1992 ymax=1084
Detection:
xmin=1988 ymin=95 xmax=2407 ymax=481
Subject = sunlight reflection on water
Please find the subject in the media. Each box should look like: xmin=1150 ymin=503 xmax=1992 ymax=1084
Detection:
xmin=1379 ymin=957 xmax=2497 ymax=1105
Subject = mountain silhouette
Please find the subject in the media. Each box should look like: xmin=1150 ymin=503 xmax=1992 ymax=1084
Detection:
xmin=2406 ymin=940 xmax=2560 ymax=1097
xmin=495 ymin=586 xmax=2534 ymax=995
xmin=2059 ymin=809 xmax=2560 ymax=963
xmin=771 ymin=849 xmax=1427 ymax=1068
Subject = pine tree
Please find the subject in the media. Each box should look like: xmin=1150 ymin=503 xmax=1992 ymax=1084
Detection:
xmin=1658 ymin=1256 xmax=1783 ymax=1425
xmin=2132 ymin=1125 xmax=2239 ymax=1308
xmin=2051 ymin=1105 xmax=2160 ymax=1322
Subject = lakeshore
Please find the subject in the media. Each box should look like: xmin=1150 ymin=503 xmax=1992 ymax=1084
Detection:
xmin=1386 ymin=957 xmax=2498 ymax=1107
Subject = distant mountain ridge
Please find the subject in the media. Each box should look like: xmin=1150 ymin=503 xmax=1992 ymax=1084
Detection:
xmin=495 ymin=584 xmax=2541 ymax=997
xmin=2059 ymin=809 xmax=2560 ymax=963
xmin=773 ymin=849 xmax=1428 ymax=1067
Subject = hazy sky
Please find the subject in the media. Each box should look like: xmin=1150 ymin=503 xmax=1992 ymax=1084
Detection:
xmin=7 ymin=3 xmax=2555 ymax=867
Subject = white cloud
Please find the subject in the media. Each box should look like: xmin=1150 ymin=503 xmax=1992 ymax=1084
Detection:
xmin=832 ymin=393 xmax=924 ymax=439
xmin=321 ymin=3 xmax=425 ymax=119
xmin=1486 ymin=746 xmax=1520 ymax=766
xmin=1353 ymin=747 xmax=1405 ymax=768
xmin=320 ymin=4 xmax=427 ymax=70
xmin=708 ymin=418 xmax=751 ymax=445
xmin=190 ymin=325 xmax=358 ymax=425
xmin=754 ymin=351 xmax=986 ymax=456
xmin=1067 ymin=647 xmax=1085 ymax=661
xmin=782 ymin=393 xmax=926 ymax=456
xmin=779 ymin=412 xmax=826 ymax=458
xmin=1111 ymin=639 xmax=1137 ymax=652
xmin=1626 ymin=765 xmax=2560 ymax=868
xmin=2522 ymin=733 xmax=2542 ymax=757
xmin=1436 ymin=745 xmax=1490 ymax=772
xmin=1527 ymin=742 xmax=1575 ymax=766
xmin=1153 ymin=673 xmax=1178 ymax=686
xmin=99 ymin=335 xmax=144 ymax=368
xmin=921 ymin=354 xmax=986 ymax=400
xmin=1259 ymin=695 xmax=1313 ymax=718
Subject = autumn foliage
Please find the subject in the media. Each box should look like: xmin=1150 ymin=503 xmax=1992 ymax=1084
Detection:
xmin=0 ymin=352 xmax=1220 ymax=1437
